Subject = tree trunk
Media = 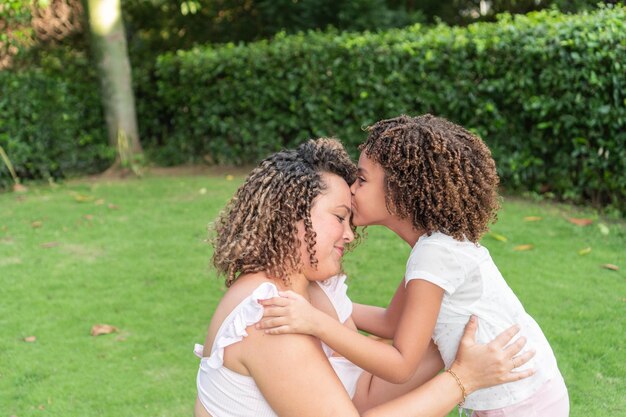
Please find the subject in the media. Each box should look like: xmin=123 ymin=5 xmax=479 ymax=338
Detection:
xmin=86 ymin=0 xmax=142 ymax=175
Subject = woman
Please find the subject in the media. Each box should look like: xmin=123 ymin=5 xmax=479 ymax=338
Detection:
xmin=194 ymin=138 xmax=534 ymax=417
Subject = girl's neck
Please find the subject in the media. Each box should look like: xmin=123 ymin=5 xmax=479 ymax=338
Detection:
xmin=383 ymin=217 xmax=425 ymax=247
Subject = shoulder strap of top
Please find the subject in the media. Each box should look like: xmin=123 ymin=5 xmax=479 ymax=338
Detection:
xmin=194 ymin=282 xmax=279 ymax=369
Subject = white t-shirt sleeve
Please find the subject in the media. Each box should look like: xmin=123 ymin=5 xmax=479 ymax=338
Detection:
xmin=405 ymin=243 xmax=465 ymax=294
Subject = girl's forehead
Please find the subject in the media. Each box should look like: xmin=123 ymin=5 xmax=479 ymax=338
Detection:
xmin=357 ymin=152 xmax=382 ymax=172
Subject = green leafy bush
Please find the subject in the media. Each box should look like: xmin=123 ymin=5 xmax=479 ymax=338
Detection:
xmin=154 ymin=6 xmax=626 ymax=211
xmin=0 ymin=48 xmax=113 ymax=188
xmin=1 ymin=6 xmax=624 ymax=212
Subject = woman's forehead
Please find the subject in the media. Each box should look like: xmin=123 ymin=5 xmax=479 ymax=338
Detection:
xmin=317 ymin=172 xmax=351 ymax=203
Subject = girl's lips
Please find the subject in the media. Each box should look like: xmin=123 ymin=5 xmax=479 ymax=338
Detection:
xmin=351 ymin=203 xmax=359 ymax=218
xmin=335 ymin=246 xmax=344 ymax=256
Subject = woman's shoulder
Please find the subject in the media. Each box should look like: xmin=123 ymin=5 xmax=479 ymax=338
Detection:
xmin=225 ymin=272 xmax=277 ymax=301
xmin=210 ymin=273 xmax=278 ymax=327
xmin=204 ymin=274 xmax=277 ymax=347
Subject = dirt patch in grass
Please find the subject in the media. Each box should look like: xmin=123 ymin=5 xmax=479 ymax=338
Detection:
xmin=71 ymin=164 xmax=254 ymax=184
xmin=0 ymin=256 xmax=21 ymax=266
xmin=146 ymin=164 xmax=253 ymax=177
xmin=62 ymin=243 xmax=106 ymax=262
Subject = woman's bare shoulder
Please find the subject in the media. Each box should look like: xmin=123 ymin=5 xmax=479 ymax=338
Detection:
xmin=203 ymin=272 xmax=277 ymax=355
xmin=226 ymin=272 xmax=275 ymax=299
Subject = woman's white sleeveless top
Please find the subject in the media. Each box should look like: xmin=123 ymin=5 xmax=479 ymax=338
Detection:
xmin=195 ymin=276 xmax=362 ymax=417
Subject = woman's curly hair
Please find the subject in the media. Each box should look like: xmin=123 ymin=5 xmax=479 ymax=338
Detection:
xmin=212 ymin=138 xmax=357 ymax=287
xmin=360 ymin=114 xmax=500 ymax=243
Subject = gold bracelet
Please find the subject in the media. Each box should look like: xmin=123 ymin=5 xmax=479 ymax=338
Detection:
xmin=446 ymin=368 xmax=467 ymax=407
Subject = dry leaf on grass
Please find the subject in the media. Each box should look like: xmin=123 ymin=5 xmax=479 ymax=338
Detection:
xmin=95 ymin=199 xmax=105 ymax=205
xmin=84 ymin=214 xmax=94 ymax=221
xmin=567 ymin=217 xmax=593 ymax=226
xmin=91 ymin=324 xmax=118 ymax=336
xmin=108 ymin=204 xmax=119 ymax=210
xmin=601 ymin=264 xmax=619 ymax=271
xmin=578 ymin=247 xmax=592 ymax=256
xmin=24 ymin=336 xmax=37 ymax=342
xmin=513 ymin=244 xmax=534 ymax=251
xmin=488 ymin=232 xmax=508 ymax=242
xmin=31 ymin=220 xmax=43 ymax=228
xmin=226 ymin=175 xmax=234 ymax=181
xmin=523 ymin=216 xmax=542 ymax=222
xmin=73 ymin=193 xmax=94 ymax=203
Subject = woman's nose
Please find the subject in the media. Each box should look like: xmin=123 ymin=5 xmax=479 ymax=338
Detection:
xmin=344 ymin=223 xmax=355 ymax=243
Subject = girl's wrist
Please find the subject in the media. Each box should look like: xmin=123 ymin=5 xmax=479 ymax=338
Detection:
xmin=309 ymin=309 xmax=326 ymax=338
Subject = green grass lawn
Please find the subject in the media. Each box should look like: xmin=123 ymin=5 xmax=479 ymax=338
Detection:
xmin=1 ymin=174 xmax=624 ymax=417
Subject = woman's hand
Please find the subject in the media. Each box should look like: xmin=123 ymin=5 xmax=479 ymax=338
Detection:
xmin=449 ymin=316 xmax=536 ymax=395
xmin=257 ymin=291 xmax=322 ymax=336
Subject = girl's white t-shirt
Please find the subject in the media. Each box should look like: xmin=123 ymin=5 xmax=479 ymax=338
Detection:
xmin=405 ymin=232 xmax=561 ymax=410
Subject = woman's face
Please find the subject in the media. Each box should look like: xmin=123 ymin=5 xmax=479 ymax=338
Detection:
xmin=299 ymin=172 xmax=354 ymax=281
xmin=350 ymin=152 xmax=391 ymax=227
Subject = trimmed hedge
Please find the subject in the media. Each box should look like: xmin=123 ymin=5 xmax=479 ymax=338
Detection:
xmin=1 ymin=7 xmax=624 ymax=212
xmin=153 ymin=6 xmax=626 ymax=211
xmin=0 ymin=48 xmax=112 ymax=189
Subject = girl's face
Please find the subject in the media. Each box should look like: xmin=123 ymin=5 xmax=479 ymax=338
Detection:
xmin=350 ymin=152 xmax=391 ymax=227
xmin=298 ymin=172 xmax=354 ymax=281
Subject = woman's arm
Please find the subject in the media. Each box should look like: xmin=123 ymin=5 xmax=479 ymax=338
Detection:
xmin=364 ymin=317 xmax=535 ymax=416
xmin=246 ymin=315 xmax=534 ymax=417
xmin=259 ymin=279 xmax=443 ymax=384
xmin=243 ymin=326 xmax=360 ymax=417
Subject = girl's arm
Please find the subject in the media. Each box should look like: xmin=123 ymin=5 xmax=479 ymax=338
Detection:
xmin=259 ymin=279 xmax=444 ymax=384
xmin=352 ymin=280 xmax=406 ymax=339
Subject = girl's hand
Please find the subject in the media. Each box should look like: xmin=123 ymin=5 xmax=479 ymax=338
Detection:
xmin=449 ymin=316 xmax=536 ymax=395
xmin=256 ymin=291 xmax=322 ymax=336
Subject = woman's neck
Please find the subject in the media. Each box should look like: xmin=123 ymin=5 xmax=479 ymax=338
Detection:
xmin=277 ymin=272 xmax=311 ymax=300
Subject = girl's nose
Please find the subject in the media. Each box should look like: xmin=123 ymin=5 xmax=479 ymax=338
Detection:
xmin=350 ymin=181 xmax=357 ymax=196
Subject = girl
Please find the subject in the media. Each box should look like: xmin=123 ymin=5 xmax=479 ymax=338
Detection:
xmin=258 ymin=115 xmax=568 ymax=416
xmin=195 ymin=137 xmax=534 ymax=417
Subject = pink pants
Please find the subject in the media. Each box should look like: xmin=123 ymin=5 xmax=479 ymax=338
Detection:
xmin=471 ymin=377 xmax=569 ymax=417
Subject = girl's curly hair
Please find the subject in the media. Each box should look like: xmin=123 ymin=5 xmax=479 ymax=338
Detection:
xmin=212 ymin=138 xmax=357 ymax=287
xmin=360 ymin=114 xmax=500 ymax=243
